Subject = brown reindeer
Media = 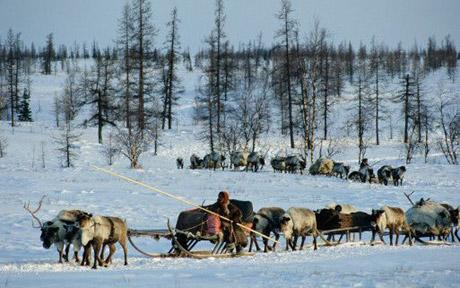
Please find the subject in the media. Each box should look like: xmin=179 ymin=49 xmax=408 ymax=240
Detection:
xmin=371 ymin=206 xmax=413 ymax=246
xmin=78 ymin=214 xmax=128 ymax=269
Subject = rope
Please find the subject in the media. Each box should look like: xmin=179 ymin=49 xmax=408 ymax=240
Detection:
xmin=91 ymin=165 xmax=279 ymax=244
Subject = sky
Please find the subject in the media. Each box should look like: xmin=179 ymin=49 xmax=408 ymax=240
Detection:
xmin=0 ymin=0 xmax=459 ymax=53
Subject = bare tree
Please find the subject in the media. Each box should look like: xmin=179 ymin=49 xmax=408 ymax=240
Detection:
xmin=421 ymin=105 xmax=433 ymax=163
xmin=161 ymin=7 xmax=183 ymax=130
xmin=275 ymin=0 xmax=296 ymax=148
xmin=195 ymin=33 xmax=218 ymax=153
xmin=404 ymin=125 xmax=419 ymax=164
xmin=131 ymin=0 xmax=157 ymax=133
xmin=350 ymin=44 xmax=372 ymax=163
xmin=5 ymin=29 xmax=23 ymax=126
xmin=437 ymin=88 xmax=459 ymax=165
xmin=369 ymin=38 xmax=386 ymax=145
xmin=62 ymin=69 xmax=83 ymax=123
xmin=232 ymin=72 xmax=271 ymax=152
xmin=42 ymin=33 xmax=55 ymax=75
xmin=54 ymin=123 xmax=81 ymax=168
xmin=213 ymin=0 xmax=226 ymax=134
xmin=52 ymin=93 xmax=61 ymax=127
xmin=40 ymin=141 xmax=46 ymax=168
xmin=115 ymin=128 xmax=150 ymax=169
xmin=393 ymin=74 xmax=416 ymax=143
xmin=116 ymin=2 xmax=135 ymax=136
xmin=83 ymin=52 xmax=116 ymax=144
xmin=102 ymin=130 xmax=118 ymax=165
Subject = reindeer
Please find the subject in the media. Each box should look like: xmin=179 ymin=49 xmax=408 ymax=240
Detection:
xmin=280 ymin=207 xmax=320 ymax=251
xmin=371 ymin=206 xmax=413 ymax=246
xmin=77 ymin=214 xmax=128 ymax=269
xmin=23 ymin=196 xmax=90 ymax=264
xmin=249 ymin=207 xmax=285 ymax=252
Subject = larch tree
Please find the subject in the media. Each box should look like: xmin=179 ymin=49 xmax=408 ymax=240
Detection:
xmin=42 ymin=33 xmax=55 ymax=75
xmin=131 ymin=0 xmax=157 ymax=134
xmin=84 ymin=52 xmax=116 ymax=144
xmin=116 ymin=2 xmax=135 ymax=136
xmin=275 ymin=0 xmax=296 ymax=148
xmin=54 ymin=122 xmax=81 ymax=168
xmin=161 ymin=7 xmax=183 ymax=130
xmin=369 ymin=38 xmax=386 ymax=145
xmin=213 ymin=0 xmax=226 ymax=135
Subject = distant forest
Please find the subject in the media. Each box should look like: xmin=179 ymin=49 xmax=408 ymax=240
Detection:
xmin=0 ymin=0 xmax=458 ymax=167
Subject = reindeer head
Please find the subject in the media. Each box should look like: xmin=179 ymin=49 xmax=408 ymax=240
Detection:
xmin=370 ymin=209 xmax=385 ymax=229
xmin=76 ymin=213 xmax=95 ymax=246
xmin=40 ymin=222 xmax=59 ymax=249
xmin=279 ymin=214 xmax=293 ymax=239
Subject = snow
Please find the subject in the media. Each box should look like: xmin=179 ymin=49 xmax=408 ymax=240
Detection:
xmin=1 ymin=62 xmax=460 ymax=287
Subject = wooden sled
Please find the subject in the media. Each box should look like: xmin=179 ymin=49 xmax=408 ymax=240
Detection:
xmin=127 ymin=219 xmax=255 ymax=259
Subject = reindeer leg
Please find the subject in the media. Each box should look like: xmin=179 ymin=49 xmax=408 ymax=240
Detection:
xmin=85 ymin=243 xmax=92 ymax=266
xmin=92 ymin=242 xmax=103 ymax=269
xmin=395 ymin=230 xmax=400 ymax=246
xmin=74 ymin=251 xmax=80 ymax=263
xmin=100 ymin=243 xmax=106 ymax=261
xmin=64 ymin=243 xmax=70 ymax=262
xmin=120 ymin=238 xmax=128 ymax=266
xmin=455 ymin=229 xmax=460 ymax=242
xmin=292 ymin=235 xmax=299 ymax=251
xmin=263 ymin=238 xmax=269 ymax=253
xmin=253 ymin=235 xmax=262 ymax=251
xmin=313 ymin=235 xmax=318 ymax=250
xmin=299 ymin=236 xmax=306 ymax=250
xmin=272 ymin=233 xmax=280 ymax=251
xmin=81 ymin=244 xmax=88 ymax=266
xmin=104 ymin=244 xmax=116 ymax=266
xmin=401 ymin=235 xmax=407 ymax=245
xmin=58 ymin=249 xmax=63 ymax=264
xmin=57 ymin=242 xmax=64 ymax=264
xmin=288 ymin=238 xmax=296 ymax=251
xmin=378 ymin=231 xmax=386 ymax=244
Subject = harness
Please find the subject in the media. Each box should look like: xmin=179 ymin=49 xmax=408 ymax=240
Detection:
xmin=107 ymin=217 xmax=116 ymax=243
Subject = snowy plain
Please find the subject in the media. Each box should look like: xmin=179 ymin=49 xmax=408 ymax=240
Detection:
xmin=0 ymin=63 xmax=460 ymax=288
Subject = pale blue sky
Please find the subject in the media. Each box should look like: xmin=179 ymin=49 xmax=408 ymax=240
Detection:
xmin=0 ymin=0 xmax=459 ymax=52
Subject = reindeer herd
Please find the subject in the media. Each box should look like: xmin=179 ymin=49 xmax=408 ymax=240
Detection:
xmin=250 ymin=197 xmax=459 ymax=253
xmin=177 ymin=152 xmax=407 ymax=187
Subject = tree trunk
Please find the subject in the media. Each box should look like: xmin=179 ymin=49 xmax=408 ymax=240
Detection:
xmin=404 ymin=74 xmax=409 ymax=144
xmin=97 ymin=90 xmax=103 ymax=144
xmin=323 ymin=53 xmax=329 ymax=140
xmin=138 ymin=1 xmax=145 ymax=134
xmin=284 ymin=13 xmax=294 ymax=148
xmin=375 ymin=66 xmax=380 ymax=145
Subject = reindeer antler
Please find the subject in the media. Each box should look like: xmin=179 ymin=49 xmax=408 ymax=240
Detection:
xmin=404 ymin=191 xmax=415 ymax=206
xmin=23 ymin=195 xmax=46 ymax=228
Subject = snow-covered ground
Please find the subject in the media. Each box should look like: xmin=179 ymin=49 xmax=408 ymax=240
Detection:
xmin=0 ymin=63 xmax=459 ymax=287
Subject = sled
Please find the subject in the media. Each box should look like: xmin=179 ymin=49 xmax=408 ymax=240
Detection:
xmin=127 ymin=220 xmax=255 ymax=259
